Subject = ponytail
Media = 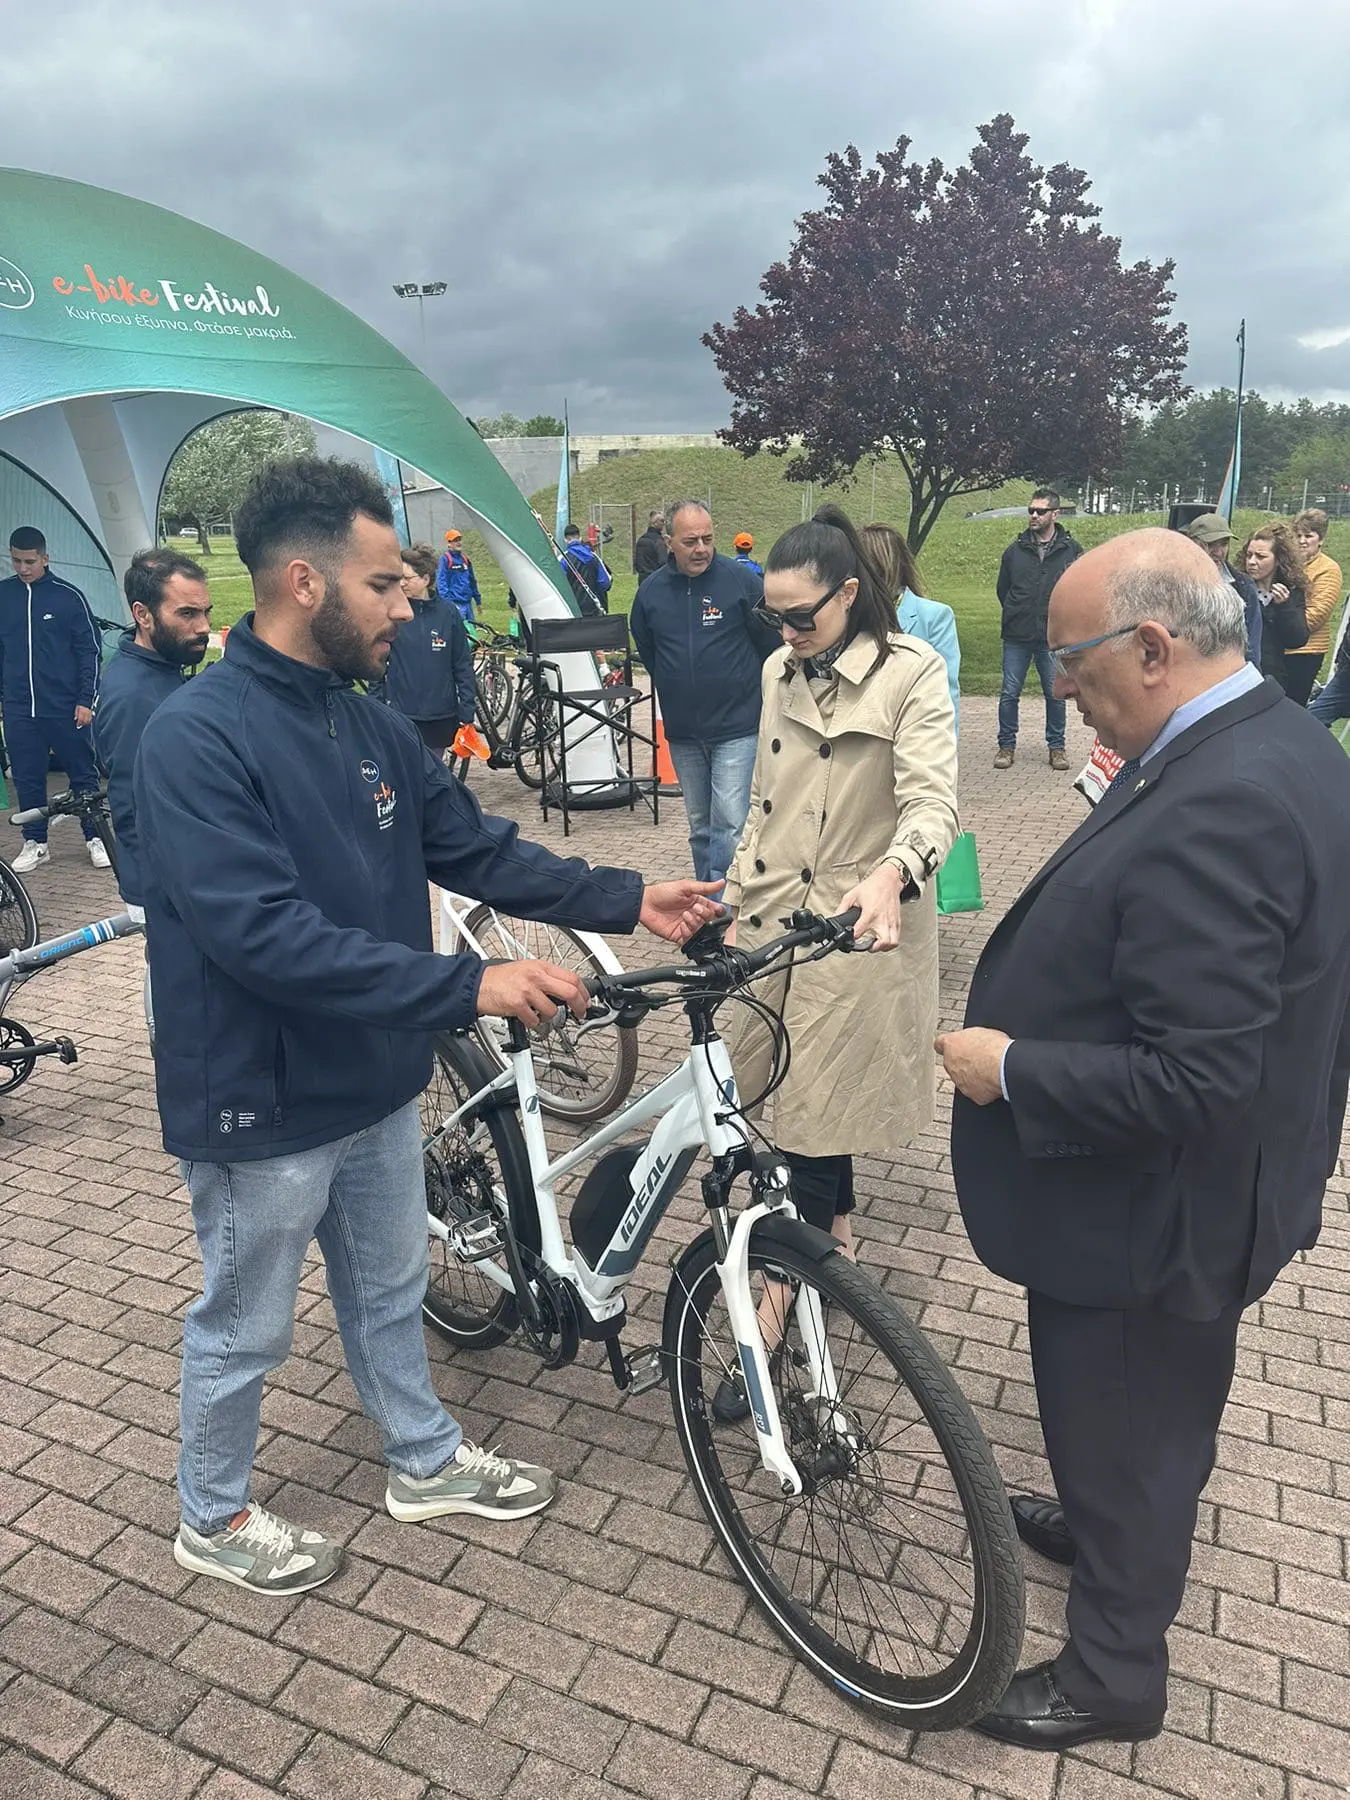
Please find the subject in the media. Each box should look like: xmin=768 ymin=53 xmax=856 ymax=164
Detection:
xmin=764 ymin=502 xmax=895 ymax=670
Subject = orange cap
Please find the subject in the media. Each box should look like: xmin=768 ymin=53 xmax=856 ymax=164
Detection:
xmin=445 ymin=529 xmax=462 ymax=544
xmin=733 ymin=532 xmax=754 ymax=550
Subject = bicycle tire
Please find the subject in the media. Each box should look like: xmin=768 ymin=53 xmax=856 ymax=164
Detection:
xmin=663 ymin=1223 xmax=1024 ymax=1728
xmin=510 ymin=691 xmax=561 ymax=791
xmin=420 ymin=1032 xmax=534 ymax=1350
xmin=475 ymin=659 xmax=513 ymax=733
xmin=462 ymin=905 xmax=639 ymax=1123
xmin=0 ymin=860 xmax=39 ymax=953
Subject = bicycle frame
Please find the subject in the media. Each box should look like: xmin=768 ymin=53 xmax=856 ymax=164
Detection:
xmin=429 ymin=1020 xmax=837 ymax=1497
xmin=0 ymin=911 xmax=142 ymax=1014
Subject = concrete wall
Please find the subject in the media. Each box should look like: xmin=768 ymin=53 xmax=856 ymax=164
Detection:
xmin=402 ymin=432 xmax=723 ymax=503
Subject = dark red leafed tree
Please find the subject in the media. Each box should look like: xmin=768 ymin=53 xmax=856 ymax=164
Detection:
xmin=704 ymin=115 xmax=1189 ymax=549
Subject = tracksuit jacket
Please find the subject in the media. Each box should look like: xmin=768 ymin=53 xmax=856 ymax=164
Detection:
xmin=0 ymin=567 xmax=102 ymax=718
xmin=134 ymin=616 xmax=643 ymax=1163
xmin=92 ymin=633 xmax=188 ymax=906
xmin=436 ymin=549 xmax=482 ymax=620
xmin=628 ymin=553 xmax=776 ymax=742
xmin=377 ymin=596 xmax=476 ymax=725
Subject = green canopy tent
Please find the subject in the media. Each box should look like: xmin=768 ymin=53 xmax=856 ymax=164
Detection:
xmin=0 ymin=166 xmax=617 ymax=782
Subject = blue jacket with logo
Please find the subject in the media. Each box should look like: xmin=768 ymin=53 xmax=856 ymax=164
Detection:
xmin=0 ymin=567 xmax=102 ymax=719
xmin=629 ymin=553 xmax=776 ymax=742
xmin=436 ymin=549 xmax=482 ymax=619
xmin=377 ymin=596 xmax=476 ymax=725
xmin=134 ymin=616 xmax=644 ymax=1162
xmin=92 ymin=632 xmax=188 ymax=906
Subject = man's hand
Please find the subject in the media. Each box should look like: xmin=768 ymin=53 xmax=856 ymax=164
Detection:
xmin=73 ymin=706 xmax=93 ymax=728
xmin=935 ymin=1027 xmax=1012 ymax=1106
xmin=476 ymin=959 xmax=588 ymax=1027
xmin=839 ymin=864 xmax=904 ymax=951
xmin=639 ymin=880 xmax=725 ymax=944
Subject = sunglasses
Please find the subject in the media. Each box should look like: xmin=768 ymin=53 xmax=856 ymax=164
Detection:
xmin=752 ymin=578 xmax=845 ymax=635
xmin=1028 ymin=506 xmax=1056 ymax=517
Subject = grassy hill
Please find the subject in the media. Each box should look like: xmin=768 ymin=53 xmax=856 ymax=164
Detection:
xmin=176 ymin=446 xmax=1350 ymax=695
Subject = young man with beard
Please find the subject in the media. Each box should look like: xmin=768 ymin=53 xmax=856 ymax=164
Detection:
xmin=135 ymin=457 xmax=720 ymax=1595
xmin=94 ymin=547 xmax=213 ymax=916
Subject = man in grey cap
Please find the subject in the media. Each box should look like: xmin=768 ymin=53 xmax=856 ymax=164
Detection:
xmin=1182 ymin=513 xmax=1261 ymax=667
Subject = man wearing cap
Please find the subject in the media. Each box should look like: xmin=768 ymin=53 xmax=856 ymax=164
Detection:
xmin=732 ymin=533 xmax=763 ymax=576
xmin=436 ymin=530 xmax=482 ymax=623
xmin=1182 ymin=513 xmax=1262 ymax=667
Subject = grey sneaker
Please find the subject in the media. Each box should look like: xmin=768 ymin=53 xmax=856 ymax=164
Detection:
xmin=173 ymin=1502 xmax=344 ymax=1594
xmin=386 ymin=1441 xmax=557 ymax=1522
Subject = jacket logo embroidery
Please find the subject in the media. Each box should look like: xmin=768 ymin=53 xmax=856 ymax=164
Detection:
xmin=374 ymin=782 xmax=397 ymax=829
xmin=701 ymin=600 xmax=723 ymax=626
xmin=430 ymin=633 xmax=446 ymax=652
xmin=360 ymin=759 xmax=380 ymax=783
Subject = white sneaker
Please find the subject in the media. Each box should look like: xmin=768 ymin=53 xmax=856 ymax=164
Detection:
xmin=12 ymin=841 xmax=49 ymax=874
xmin=87 ymin=838 xmax=111 ymax=869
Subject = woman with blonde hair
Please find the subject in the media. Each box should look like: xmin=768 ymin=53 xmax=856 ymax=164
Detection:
xmin=1241 ymin=522 xmax=1309 ymax=697
xmin=1288 ymin=509 xmax=1342 ymax=707
xmin=713 ymin=503 xmax=958 ymax=1420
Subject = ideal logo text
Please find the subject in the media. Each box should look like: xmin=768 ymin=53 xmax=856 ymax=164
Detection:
xmin=620 ymin=1152 xmax=671 ymax=1244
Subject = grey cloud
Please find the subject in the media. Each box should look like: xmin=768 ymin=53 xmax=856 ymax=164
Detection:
xmin=6 ymin=0 xmax=1349 ymax=428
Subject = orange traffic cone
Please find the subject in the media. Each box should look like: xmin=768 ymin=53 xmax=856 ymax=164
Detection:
xmin=653 ymin=690 xmax=681 ymax=796
xmin=452 ymin=724 xmax=491 ymax=762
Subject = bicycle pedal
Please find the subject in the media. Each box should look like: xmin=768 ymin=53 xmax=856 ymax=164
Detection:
xmin=451 ymin=1212 xmax=503 ymax=1263
xmin=624 ymin=1345 xmax=664 ymax=1395
xmin=56 ymin=1039 xmax=78 ymax=1065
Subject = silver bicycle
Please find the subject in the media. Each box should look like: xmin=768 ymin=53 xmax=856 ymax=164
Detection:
xmin=419 ymin=908 xmax=1024 ymax=1727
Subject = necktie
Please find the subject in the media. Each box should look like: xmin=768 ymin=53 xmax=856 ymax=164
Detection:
xmin=1105 ymin=756 xmax=1141 ymax=796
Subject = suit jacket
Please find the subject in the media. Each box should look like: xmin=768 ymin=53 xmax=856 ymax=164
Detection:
xmin=952 ymin=677 xmax=1350 ymax=1319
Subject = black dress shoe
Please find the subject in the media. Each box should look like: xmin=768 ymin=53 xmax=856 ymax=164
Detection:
xmin=711 ymin=1346 xmax=783 ymax=1423
xmin=1011 ymin=1493 xmax=1076 ymax=1566
xmin=974 ymin=1661 xmax=1163 ymax=1750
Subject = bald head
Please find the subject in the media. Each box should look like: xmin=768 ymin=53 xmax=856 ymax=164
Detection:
xmin=1047 ymin=528 xmax=1248 ymax=760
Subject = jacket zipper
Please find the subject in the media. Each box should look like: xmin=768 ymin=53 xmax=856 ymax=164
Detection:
xmin=324 ymin=691 xmax=337 ymax=738
xmin=25 ymin=582 xmax=35 ymax=716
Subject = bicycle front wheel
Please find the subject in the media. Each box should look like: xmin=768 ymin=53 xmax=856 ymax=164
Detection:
xmin=0 ymin=860 xmax=39 ymax=953
xmin=463 ymin=906 xmax=638 ymax=1123
xmin=664 ymin=1223 xmax=1024 ymax=1728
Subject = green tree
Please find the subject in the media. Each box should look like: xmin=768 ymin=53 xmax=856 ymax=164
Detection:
xmin=522 ymin=415 xmax=565 ymax=437
xmin=161 ymin=411 xmax=316 ymax=552
xmin=1279 ymin=431 xmax=1350 ymax=500
xmin=473 ymin=412 xmax=525 ymax=438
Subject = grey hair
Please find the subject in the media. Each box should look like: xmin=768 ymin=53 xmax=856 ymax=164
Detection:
xmin=1104 ymin=563 xmax=1246 ymax=659
xmin=664 ymin=498 xmax=712 ymax=535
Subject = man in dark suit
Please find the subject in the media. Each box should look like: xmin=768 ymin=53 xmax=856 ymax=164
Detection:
xmin=937 ymin=528 xmax=1350 ymax=1750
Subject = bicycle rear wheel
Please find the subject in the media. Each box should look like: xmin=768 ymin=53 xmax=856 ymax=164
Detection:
xmin=664 ymin=1223 xmax=1024 ymax=1728
xmin=510 ymin=691 xmax=561 ymax=791
xmin=421 ymin=1032 xmax=531 ymax=1350
xmin=0 ymin=860 xmax=39 ymax=953
xmin=463 ymin=905 xmax=638 ymax=1123
xmin=475 ymin=658 xmax=513 ymax=732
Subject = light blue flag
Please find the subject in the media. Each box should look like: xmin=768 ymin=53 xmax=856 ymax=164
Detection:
xmin=372 ymin=446 xmax=410 ymax=547
xmin=1215 ymin=411 xmax=1241 ymax=523
xmin=555 ymin=407 xmax=570 ymax=546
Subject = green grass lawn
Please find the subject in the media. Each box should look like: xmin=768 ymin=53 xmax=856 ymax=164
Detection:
xmin=173 ymin=448 xmax=1350 ymax=697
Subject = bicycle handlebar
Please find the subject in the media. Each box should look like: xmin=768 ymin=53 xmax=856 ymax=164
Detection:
xmin=10 ymin=787 xmax=107 ymax=829
xmin=580 ymin=908 xmax=863 ymax=1009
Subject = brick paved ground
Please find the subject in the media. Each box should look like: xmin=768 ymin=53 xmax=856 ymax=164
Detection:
xmin=1 ymin=695 xmax=1347 ymax=1800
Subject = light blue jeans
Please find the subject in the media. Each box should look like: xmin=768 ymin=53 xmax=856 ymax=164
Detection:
xmin=667 ymin=733 xmax=759 ymax=886
xmin=178 ymin=1099 xmax=459 ymax=1534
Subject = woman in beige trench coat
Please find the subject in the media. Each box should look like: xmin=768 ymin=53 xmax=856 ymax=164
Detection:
xmin=714 ymin=504 xmax=959 ymax=1417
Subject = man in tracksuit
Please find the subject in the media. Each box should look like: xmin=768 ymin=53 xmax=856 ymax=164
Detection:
xmin=135 ymin=457 xmax=720 ymax=1597
xmin=93 ymin=547 xmax=213 ymax=912
xmin=0 ymin=526 xmax=108 ymax=872
xmin=629 ymin=500 xmax=778 ymax=885
xmin=435 ymin=528 xmax=482 ymax=622
xmin=994 ymin=489 xmax=1083 ymax=771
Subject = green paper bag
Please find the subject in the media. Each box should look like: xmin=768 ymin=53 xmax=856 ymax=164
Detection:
xmin=936 ymin=831 xmax=984 ymax=915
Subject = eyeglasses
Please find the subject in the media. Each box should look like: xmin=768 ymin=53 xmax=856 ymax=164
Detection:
xmin=752 ymin=579 xmax=845 ymax=635
xmin=1048 ymin=622 xmax=1177 ymax=677
xmin=1028 ymin=506 xmax=1056 ymax=517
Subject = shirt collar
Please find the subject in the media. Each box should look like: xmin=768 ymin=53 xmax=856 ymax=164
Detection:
xmin=1139 ymin=661 xmax=1264 ymax=765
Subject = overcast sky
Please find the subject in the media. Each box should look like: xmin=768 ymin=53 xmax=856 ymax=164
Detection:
xmin=6 ymin=0 xmax=1348 ymax=432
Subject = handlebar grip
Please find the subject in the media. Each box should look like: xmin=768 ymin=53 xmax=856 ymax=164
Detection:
xmin=10 ymin=807 xmax=47 ymax=826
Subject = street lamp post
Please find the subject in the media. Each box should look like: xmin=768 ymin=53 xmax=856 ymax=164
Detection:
xmin=392 ymin=280 xmax=447 ymax=366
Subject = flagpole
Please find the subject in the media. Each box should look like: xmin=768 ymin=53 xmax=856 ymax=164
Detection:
xmin=1229 ymin=320 xmax=1245 ymax=510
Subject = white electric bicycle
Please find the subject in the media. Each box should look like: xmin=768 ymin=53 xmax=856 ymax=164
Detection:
xmin=420 ymin=907 xmax=1024 ymax=1728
